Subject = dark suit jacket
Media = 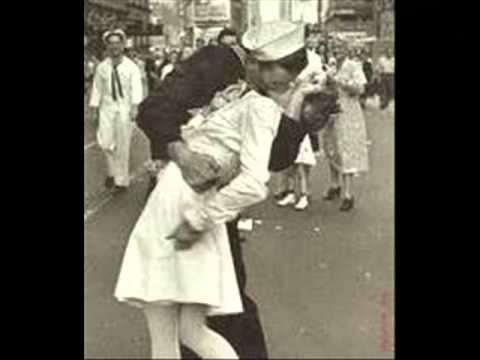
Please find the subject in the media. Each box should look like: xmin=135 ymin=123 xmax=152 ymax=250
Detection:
xmin=145 ymin=57 xmax=167 ymax=92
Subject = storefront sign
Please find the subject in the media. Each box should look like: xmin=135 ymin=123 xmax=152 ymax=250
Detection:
xmin=193 ymin=0 xmax=229 ymax=23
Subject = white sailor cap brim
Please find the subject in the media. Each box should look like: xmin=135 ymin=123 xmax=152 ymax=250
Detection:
xmin=242 ymin=21 xmax=305 ymax=62
xmin=103 ymin=29 xmax=127 ymax=45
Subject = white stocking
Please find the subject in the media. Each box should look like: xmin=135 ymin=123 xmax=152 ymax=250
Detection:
xmin=143 ymin=304 xmax=181 ymax=359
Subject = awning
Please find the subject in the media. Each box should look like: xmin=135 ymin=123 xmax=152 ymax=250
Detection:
xmin=354 ymin=36 xmax=378 ymax=43
xmin=88 ymin=0 xmax=128 ymax=12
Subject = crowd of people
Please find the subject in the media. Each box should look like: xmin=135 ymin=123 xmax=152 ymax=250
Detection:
xmin=85 ymin=21 xmax=394 ymax=359
xmin=84 ymin=28 xmax=241 ymax=100
xmin=272 ymin=36 xmax=395 ymax=211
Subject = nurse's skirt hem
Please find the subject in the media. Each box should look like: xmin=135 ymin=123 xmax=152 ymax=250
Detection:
xmin=114 ymin=163 xmax=244 ymax=318
xmin=115 ymin=296 xmax=244 ymax=317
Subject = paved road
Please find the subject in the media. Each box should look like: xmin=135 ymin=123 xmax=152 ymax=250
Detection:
xmin=84 ymin=98 xmax=394 ymax=359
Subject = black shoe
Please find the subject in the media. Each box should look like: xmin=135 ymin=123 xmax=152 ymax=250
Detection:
xmin=340 ymin=197 xmax=355 ymax=211
xmin=105 ymin=176 xmax=115 ymax=189
xmin=113 ymin=185 xmax=127 ymax=193
xmin=323 ymin=187 xmax=341 ymax=201
xmin=274 ymin=191 xmax=288 ymax=200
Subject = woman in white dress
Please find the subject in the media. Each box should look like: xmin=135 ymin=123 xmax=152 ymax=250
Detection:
xmin=276 ymin=49 xmax=327 ymax=210
xmin=114 ymin=21 xmax=325 ymax=359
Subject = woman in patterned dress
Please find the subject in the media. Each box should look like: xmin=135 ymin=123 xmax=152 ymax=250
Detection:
xmin=322 ymin=46 xmax=370 ymax=211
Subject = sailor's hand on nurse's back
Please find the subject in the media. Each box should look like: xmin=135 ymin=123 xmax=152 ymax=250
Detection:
xmin=168 ymin=141 xmax=221 ymax=193
xmin=167 ymin=221 xmax=203 ymax=250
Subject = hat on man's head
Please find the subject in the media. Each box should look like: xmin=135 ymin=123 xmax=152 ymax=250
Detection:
xmin=242 ymin=21 xmax=305 ymax=62
xmin=103 ymin=29 xmax=127 ymax=45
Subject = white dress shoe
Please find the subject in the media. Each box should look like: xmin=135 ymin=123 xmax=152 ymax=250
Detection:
xmin=294 ymin=195 xmax=309 ymax=211
xmin=277 ymin=192 xmax=296 ymax=207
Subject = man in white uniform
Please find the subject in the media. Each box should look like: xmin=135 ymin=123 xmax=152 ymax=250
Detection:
xmin=89 ymin=29 xmax=143 ymax=191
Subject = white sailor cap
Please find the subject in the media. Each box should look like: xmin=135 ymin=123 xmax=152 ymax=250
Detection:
xmin=102 ymin=29 xmax=127 ymax=45
xmin=242 ymin=21 xmax=305 ymax=62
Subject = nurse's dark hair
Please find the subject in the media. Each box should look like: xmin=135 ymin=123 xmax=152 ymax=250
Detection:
xmin=217 ymin=28 xmax=237 ymax=43
xmin=301 ymin=88 xmax=341 ymax=131
xmin=260 ymin=47 xmax=308 ymax=76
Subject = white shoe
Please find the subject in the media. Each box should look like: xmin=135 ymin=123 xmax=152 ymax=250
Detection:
xmin=295 ymin=195 xmax=309 ymax=211
xmin=277 ymin=192 xmax=296 ymax=207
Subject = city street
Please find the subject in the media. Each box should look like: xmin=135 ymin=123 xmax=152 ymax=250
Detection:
xmin=84 ymin=98 xmax=394 ymax=359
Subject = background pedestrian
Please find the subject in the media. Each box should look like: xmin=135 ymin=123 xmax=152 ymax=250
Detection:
xmin=217 ymin=28 xmax=238 ymax=47
xmin=376 ymin=47 xmax=395 ymax=109
xmin=161 ymin=49 xmax=180 ymax=80
xmin=322 ymin=45 xmax=370 ymax=211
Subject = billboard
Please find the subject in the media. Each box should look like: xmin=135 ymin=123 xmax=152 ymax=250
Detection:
xmin=193 ymin=0 xmax=230 ymax=24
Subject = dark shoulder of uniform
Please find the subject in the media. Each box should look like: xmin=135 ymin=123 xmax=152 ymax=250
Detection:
xmin=157 ymin=45 xmax=244 ymax=109
xmin=179 ymin=45 xmax=243 ymax=77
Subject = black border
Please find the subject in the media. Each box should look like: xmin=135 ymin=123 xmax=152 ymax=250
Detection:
xmin=15 ymin=0 xmax=472 ymax=359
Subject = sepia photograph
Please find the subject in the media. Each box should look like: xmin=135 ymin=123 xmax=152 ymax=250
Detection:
xmin=84 ymin=0 xmax=395 ymax=358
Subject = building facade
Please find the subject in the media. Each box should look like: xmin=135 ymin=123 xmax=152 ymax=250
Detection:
xmin=126 ymin=0 xmax=151 ymax=48
xmin=85 ymin=0 xmax=151 ymax=52
xmin=150 ymin=0 xmax=178 ymax=47
xmin=324 ymin=0 xmax=375 ymax=39
xmin=233 ymin=0 xmax=320 ymax=34
xmin=290 ymin=0 xmax=320 ymax=24
xmin=374 ymin=0 xmax=394 ymax=40
xmin=230 ymin=0 xmax=249 ymax=34
xmin=192 ymin=0 xmax=231 ymax=42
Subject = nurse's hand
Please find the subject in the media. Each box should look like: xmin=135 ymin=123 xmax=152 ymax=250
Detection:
xmin=168 ymin=141 xmax=221 ymax=193
xmin=167 ymin=221 xmax=203 ymax=250
xmin=293 ymin=72 xmax=325 ymax=95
